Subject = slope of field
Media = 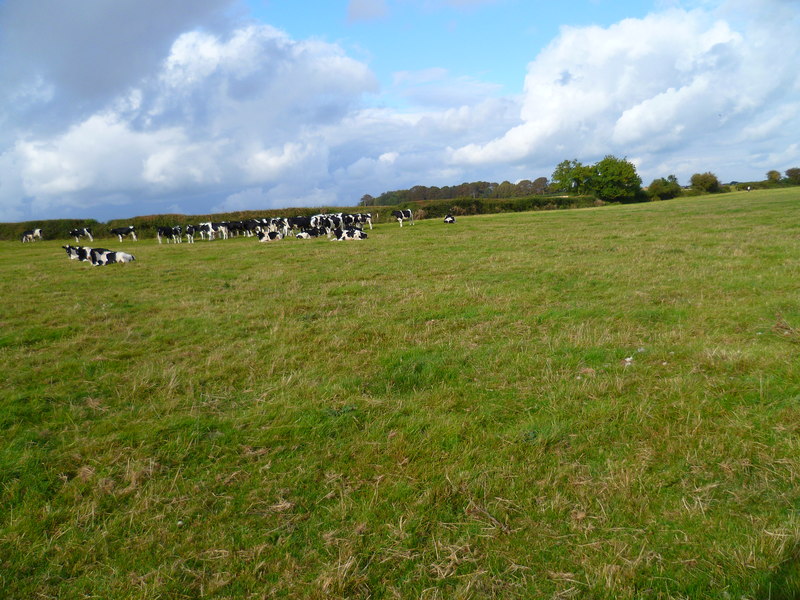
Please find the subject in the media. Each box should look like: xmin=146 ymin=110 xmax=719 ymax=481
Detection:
xmin=1 ymin=189 xmax=799 ymax=598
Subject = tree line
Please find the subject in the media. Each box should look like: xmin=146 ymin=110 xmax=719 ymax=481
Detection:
xmin=360 ymin=158 xmax=800 ymax=206
xmin=359 ymin=178 xmax=549 ymax=206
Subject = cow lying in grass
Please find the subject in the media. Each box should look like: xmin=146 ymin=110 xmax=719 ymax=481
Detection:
xmin=332 ymin=228 xmax=368 ymax=241
xmin=294 ymin=227 xmax=327 ymax=239
xmin=63 ymin=245 xmax=91 ymax=262
xmin=62 ymin=245 xmax=136 ymax=266
xmin=257 ymin=231 xmax=283 ymax=242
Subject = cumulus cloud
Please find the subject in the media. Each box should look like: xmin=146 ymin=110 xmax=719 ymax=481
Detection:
xmin=0 ymin=0 xmax=234 ymax=138
xmin=451 ymin=1 xmax=800 ymax=183
xmin=0 ymin=18 xmax=385 ymax=220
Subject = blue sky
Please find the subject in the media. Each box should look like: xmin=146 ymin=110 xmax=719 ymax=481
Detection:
xmin=0 ymin=0 xmax=798 ymax=221
xmin=248 ymin=0 xmax=655 ymax=104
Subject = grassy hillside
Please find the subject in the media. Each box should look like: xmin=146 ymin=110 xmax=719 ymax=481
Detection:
xmin=1 ymin=189 xmax=799 ymax=598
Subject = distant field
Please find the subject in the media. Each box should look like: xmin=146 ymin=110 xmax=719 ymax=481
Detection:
xmin=1 ymin=189 xmax=799 ymax=599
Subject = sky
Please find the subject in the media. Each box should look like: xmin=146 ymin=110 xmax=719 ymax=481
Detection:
xmin=1 ymin=0 xmax=798 ymax=222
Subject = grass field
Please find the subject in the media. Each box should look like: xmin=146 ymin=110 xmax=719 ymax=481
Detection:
xmin=2 ymin=189 xmax=799 ymax=599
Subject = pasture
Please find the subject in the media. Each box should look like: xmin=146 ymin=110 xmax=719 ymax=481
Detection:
xmin=1 ymin=189 xmax=799 ymax=598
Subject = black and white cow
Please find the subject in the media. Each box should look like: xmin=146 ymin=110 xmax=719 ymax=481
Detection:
xmin=69 ymin=227 xmax=94 ymax=242
xmin=21 ymin=228 xmax=42 ymax=242
xmin=356 ymin=213 xmax=373 ymax=230
xmin=185 ymin=225 xmax=197 ymax=243
xmin=289 ymin=216 xmax=312 ymax=232
xmin=87 ymin=248 xmax=114 ymax=265
xmin=105 ymin=251 xmax=136 ymax=264
xmin=257 ymin=231 xmax=283 ymax=242
xmin=391 ymin=209 xmax=414 ymax=227
xmin=198 ymin=222 xmax=228 ymax=240
xmin=243 ymin=219 xmax=261 ymax=237
xmin=310 ymin=213 xmax=345 ymax=233
xmin=76 ymin=246 xmax=93 ymax=262
xmin=63 ymin=245 xmax=135 ymax=265
xmin=110 ymin=225 xmax=138 ymax=242
xmin=156 ymin=225 xmax=182 ymax=244
xmin=226 ymin=221 xmax=246 ymax=237
xmin=332 ymin=228 xmax=368 ymax=241
xmin=444 ymin=214 xmax=456 ymax=224
xmin=265 ymin=217 xmax=289 ymax=237
xmin=63 ymin=245 xmax=84 ymax=260
xmin=339 ymin=213 xmax=373 ymax=230
xmin=294 ymin=227 xmax=327 ymax=239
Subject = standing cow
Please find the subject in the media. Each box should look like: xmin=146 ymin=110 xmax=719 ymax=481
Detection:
xmin=156 ymin=225 xmax=182 ymax=244
xmin=69 ymin=227 xmax=94 ymax=242
xmin=21 ymin=228 xmax=42 ymax=242
xmin=109 ymin=225 xmax=138 ymax=242
xmin=185 ymin=225 xmax=197 ymax=243
xmin=391 ymin=209 xmax=414 ymax=227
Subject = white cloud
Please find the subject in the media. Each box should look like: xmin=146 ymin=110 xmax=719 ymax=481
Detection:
xmin=0 ymin=21 xmax=386 ymax=219
xmin=244 ymin=142 xmax=328 ymax=182
xmin=451 ymin=3 xmax=800 ymax=183
xmin=0 ymin=0 xmax=234 ymax=132
xmin=741 ymin=105 xmax=800 ymax=143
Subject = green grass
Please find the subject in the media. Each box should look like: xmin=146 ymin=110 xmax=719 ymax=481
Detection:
xmin=2 ymin=189 xmax=800 ymax=598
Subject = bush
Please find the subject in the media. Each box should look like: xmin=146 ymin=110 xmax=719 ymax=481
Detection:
xmin=647 ymin=176 xmax=682 ymax=201
xmin=690 ymin=172 xmax=721 ymax=193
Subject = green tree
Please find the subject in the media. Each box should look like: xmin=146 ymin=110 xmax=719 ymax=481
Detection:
xmin=690 ymin=172 xmax=721 ymax=193
xmin=647 ymin=175 xmax=681 ymax=200
xmin=766 ymin=170 xmax=782 ymax=183
xmin=531 ymin=177 xmax=549 ymax=194
xmin=786 ymin=168 xmax=800 ymax=184
xmin=515 ymin=178 xmax=548 ymax=195
xmin=591 ymin=155 xmax=642 ymax=203
xmin=516 ymin=180 xmax=534 ymax=195
xmin=551 ymin=159 xmax=592 ymax=194
xmin=494 ymin=181 xmax=516 ymax=198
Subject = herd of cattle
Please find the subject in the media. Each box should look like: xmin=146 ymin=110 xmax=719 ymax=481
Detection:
xmin=152 ymin=212 xmax=379 ymax=244
xmin=20 ymin=209 xmax=457 ymax=265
